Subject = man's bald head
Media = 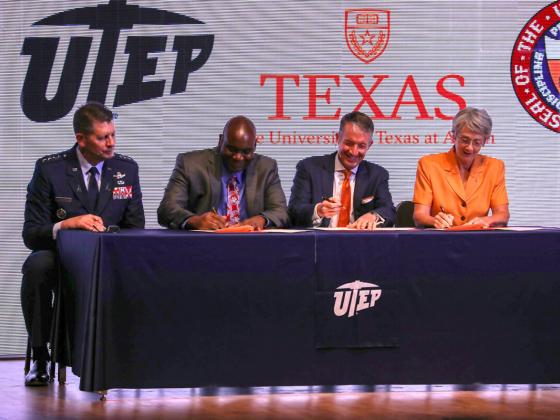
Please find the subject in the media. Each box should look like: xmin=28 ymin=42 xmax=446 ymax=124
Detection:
xmin=219 ymin=116 xmax=257 ymax=172
xmin=222 ymin=116 xmax=256 ymax=141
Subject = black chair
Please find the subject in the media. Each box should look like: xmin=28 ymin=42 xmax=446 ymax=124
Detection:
xmin=395 ymin=200 xmax=415 ymax=227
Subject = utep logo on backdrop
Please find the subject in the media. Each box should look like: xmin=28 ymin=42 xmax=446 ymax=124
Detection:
xmin=345 ymin=9 xmax=390 ymax=64
xmin=333 ymin=280 xmax=382 ymax=318
xmin=511 ymin=1 xmax=560 ymax=133
xmin=20 ymin=0 xmax=214 ymax=122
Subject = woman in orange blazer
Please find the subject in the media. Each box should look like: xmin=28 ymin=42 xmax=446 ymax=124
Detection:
xmin=413 ymin=107 xmax=509 ymax=229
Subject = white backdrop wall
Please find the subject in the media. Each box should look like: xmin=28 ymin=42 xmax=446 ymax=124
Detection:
xmin=1 ymin=0 xmax=559 ymax=355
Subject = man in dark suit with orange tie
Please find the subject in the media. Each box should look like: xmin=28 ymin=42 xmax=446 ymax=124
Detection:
xmin=288 ymin=111 xmax=395 ymax=229
xmin=21 ymin=102 xmax=145 ymax=385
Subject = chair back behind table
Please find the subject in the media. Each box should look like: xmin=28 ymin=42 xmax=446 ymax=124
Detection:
xmin=396 ymin=200 xmax=415 ymax=227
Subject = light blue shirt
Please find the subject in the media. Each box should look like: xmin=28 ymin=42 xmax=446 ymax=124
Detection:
xmin=76 ymin=147 xmax=104 ymax=190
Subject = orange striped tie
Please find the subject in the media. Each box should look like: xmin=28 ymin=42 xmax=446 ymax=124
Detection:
xmin=338 ymin=170 xmax=351 ymax=227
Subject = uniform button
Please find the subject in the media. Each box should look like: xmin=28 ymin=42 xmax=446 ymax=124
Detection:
xmin=461 ymin=216 xmax=465 ymax=221
xmin=461 ymin=201 xmax=466 ymax=207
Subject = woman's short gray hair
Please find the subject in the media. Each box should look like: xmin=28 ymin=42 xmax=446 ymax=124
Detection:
xmin=452 ymin=107 xmax=492 ymax=138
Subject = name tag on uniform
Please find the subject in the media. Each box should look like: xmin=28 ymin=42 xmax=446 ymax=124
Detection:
xmin=113 ymin=186 xmax=132 ymax=199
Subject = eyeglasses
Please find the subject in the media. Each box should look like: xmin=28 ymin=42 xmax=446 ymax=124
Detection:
xmin=458 ymin=137 xmax=484 ymax=148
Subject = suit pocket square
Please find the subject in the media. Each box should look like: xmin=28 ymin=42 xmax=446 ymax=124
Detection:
xmin=361 ymin=196 xmax=375 ymax=204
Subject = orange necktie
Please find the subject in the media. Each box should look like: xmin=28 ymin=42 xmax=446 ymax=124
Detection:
xmin=338 ymin=170 xmax=351 ymax=227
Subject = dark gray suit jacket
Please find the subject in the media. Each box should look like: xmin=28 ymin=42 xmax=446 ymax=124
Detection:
xmin=288 ymin=152 xmax=396 ymax=227
xmin=158 ymin=148 xmax=289 ymax=229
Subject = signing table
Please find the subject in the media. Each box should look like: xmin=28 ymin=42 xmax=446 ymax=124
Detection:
xmin=57 ymin=228 xmax=560 ymax=392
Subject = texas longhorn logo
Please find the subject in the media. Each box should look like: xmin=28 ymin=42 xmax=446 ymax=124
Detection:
xmin=20 ymin=0 xmax=214 ymax=122
xmin=333 ymin=280 xmax=382 ymax=318
xmin=345 ymin=9 xmax=390 ymax=64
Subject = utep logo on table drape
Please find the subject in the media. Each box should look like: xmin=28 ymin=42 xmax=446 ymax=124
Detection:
xmin=20 ymin=0 xmax=214 ymax=122
xmin=345 ymin=9 xmax=390 ymax=64
xmin=333 ymin=280 xmax=382 ymax=318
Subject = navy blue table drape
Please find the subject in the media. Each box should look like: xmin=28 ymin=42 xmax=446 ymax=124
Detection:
xmin=57 ymin=228 xmax=560 ymax=391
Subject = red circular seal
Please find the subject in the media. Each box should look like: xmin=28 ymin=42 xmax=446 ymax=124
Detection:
xmin=511 ymin=1 xmax=560 ymax=133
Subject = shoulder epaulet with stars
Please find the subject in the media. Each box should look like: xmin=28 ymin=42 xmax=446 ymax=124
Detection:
xmin=40 ymin=152 xmax=68 ymax=164
xmin=113 ymin=153 xmax=136 ymax=163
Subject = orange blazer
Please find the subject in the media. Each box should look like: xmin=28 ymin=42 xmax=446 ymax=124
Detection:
xmin=413 ymin=148 xmax=508 ymax=225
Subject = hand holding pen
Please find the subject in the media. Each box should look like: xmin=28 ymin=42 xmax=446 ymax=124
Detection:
xmin=186 ymin=208 xmax=227 ymax=230
xmin=433 ymin=206 xmax=454 ymax=229
xmin=317 ymin=195 xmax=342 ymax=218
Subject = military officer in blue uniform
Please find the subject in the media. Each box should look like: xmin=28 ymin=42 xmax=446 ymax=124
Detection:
xmin=21 ymin=102 xmax=145 ymax=385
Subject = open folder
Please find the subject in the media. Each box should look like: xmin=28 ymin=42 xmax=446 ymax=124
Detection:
xmin=444 ymin=223 xmax=493 ymax=231
xmin=214 ymin=225 xmax=256 ymax=233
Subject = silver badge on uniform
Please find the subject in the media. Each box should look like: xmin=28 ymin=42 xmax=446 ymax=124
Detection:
xmin=56 ymin=208 xmax=67 ymax=220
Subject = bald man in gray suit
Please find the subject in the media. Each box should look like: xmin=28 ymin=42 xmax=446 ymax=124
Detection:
xmin=158 ymin=116 xmax=289 ymax=230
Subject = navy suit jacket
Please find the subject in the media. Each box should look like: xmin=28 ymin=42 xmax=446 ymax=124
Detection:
xmin=288 ymin=152 xmax=396 ymax=227
xmin=22 ymin=145 xmax=145 ymax=251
